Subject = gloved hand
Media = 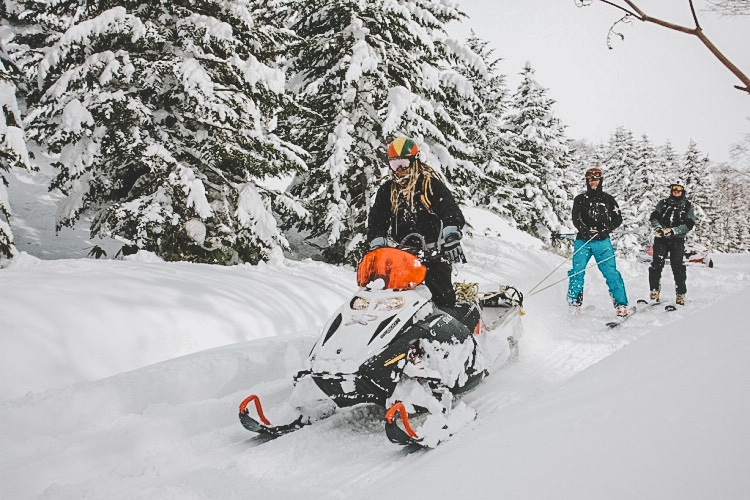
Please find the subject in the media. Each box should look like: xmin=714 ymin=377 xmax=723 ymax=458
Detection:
xmin=588 ymin=227 xmax=608 ymax=239
xmin=441 ymin=226 xmax=467 ymax=263
xmin=654 ymin=227 xmax=673 ymax=238
xmin=369 ymin=236 xmax=388 ymax=250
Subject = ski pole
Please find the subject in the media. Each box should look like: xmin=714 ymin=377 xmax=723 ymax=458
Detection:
xmin=527 ymin=253 xmax=616 ymax=297
xmin=527 ymin=233 xmax=598 ymax=295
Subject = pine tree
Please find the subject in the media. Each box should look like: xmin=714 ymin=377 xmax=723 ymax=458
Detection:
xmin=503 ymin=63 xmax=573 ymax=242
xmin=1 ymin=7 xmax=32 ymax=260
xmin=712 ymin=163 xmax=750 ymax=252
xmin=14 ymin=0 xmax=306 ymax=264
xmin=281 ymin=0 xmax=483 ymax=263
xmin=681 ymin=140 xmax=715 ymax=246
xmin=622 ymin=134 xmax=662 ymax=254
xmin=658 ymin=141 xmax=681 ymax=187
xmin=459 ymin=33 xmax=515 ymax=219
xmin=597 ymin=127 xmax=638 ymax=254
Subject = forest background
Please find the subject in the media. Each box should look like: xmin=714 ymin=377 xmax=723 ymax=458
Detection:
xmin=2 ymin=0 xmax=749 ymax=268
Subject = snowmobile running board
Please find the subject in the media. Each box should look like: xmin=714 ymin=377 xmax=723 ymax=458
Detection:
xmin=238 ymin=394 xmax=306 ymax=436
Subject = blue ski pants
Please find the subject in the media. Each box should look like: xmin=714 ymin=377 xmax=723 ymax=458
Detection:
xmin=567 ymin=238 xmax=628 ymax=307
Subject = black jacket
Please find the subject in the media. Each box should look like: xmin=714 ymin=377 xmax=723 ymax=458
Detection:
xmin=367 ymin=174 xmax=464 ymax=245
xmin=572 ymin=183 xmax=623 ymax=241
xmin=649 ymin=195 xmax=695 ymax=238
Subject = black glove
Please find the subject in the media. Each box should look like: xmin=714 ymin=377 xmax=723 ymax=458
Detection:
xmin=654 ymin=227 xmax=672 ymax=238
xmin=441 ymin=226 xmax=466 ymax=263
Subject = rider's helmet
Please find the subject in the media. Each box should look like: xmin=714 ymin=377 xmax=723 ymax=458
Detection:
xmin=669 ymin=179 xmax=686 ymax=195
xmin=387 ymin=137 xmax=420 ymax=184
xmin=387 ymin=137 xmax=419 ymax=159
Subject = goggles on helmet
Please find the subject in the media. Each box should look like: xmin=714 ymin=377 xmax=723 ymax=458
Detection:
xmin=389 ymin=158 xmax=411 ymax=173
xmin=585 ymin=167 xmax=602 ymax=180
xmin=671 ymin=185 xmax=684 ymax=193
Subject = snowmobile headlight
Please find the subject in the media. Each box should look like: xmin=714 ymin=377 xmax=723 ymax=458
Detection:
xmin=374 ymin=297 xmax=405 ymax=311
xmin=351 ymin=296 xmax=369 ymax=310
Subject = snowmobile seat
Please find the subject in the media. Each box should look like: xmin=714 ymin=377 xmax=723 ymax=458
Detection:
xmin=438 ymin=301 xmax=481 ymax=332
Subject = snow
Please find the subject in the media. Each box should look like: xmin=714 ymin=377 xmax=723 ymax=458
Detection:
xmin=2 ymin=167 xmax=750 ymax=499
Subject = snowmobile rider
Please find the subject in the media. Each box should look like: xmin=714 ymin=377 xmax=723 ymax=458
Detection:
xmin=648 ymin=180 xmax=696 ymax=306
xmin=567 ymin=167 xmax=629 ymax=317
xmin=367 ymin=137 xmax=466 ymax=308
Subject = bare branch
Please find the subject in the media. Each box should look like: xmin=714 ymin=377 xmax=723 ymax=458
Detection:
xmin=578 ymin=0 xmax=750 ymax=94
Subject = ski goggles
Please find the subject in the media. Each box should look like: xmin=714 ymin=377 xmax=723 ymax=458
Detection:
xmin=388 ymin=158 xmax=412 ymax=173
xmin=671 ymin=186 xmax=684 ymax=193
xmin=585 ymin=172 xmax=602 ymax=180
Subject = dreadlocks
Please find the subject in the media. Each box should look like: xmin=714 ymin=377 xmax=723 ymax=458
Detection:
xmin=389 ymin=160 xmax=444 ymax=215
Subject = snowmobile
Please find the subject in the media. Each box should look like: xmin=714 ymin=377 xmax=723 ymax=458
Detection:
xmin=644 ymin=240 xmax=714 ymax=268
xmin=238 ymin=234 xmax=524 ymax=447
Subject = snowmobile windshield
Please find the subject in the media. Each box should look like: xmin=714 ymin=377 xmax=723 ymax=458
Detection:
xmin=356 ymin=247 xmax=427 ymax=290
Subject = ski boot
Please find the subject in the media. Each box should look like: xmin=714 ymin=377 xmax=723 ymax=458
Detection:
xmin=676 ymin=294 xmax=685 ymax=306
xmin=568 ymin=302 xmax=582 ymax=317
xmin=649 ymin=290 xmax=660 ymax=302
xmin=615 ymin=305 xmax=628 ymax=318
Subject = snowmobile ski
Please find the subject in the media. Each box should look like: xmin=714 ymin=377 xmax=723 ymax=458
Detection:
xmin=384 ymin=402 xmax=424 ymax=446
xmin=384 ymin=400 xmax=477 ymax=448
xmin=238 ymin=394 xmax=308 ymax=437
xmin=606 ymin=305 xmax=637 ymax=329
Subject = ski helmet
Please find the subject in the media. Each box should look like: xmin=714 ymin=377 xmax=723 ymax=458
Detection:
xmin=670 ymin=180 xmax=686 ymax=195
xmin=585 ymin=167 xmax=602 ymax=180
xmin=387 ymin=137 xmax=419 ymax=159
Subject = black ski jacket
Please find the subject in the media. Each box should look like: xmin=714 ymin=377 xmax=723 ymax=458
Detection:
xmin=649 ymin=196 xmax=695 ymax=238
xmin=367 ymin=174 xmax=465 ymax=246
xmin=571 ymin=184 xmax=623 ymax=241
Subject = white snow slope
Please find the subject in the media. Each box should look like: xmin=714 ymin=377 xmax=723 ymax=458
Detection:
xmin=1 ymin=166 xmax=749 ymax=500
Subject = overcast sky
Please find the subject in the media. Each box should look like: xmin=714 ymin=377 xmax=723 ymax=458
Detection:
xmin=450 ymin=0 xmax=750 ymax=163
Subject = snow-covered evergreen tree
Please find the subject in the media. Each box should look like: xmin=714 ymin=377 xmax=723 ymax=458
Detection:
xmin=503 ymin=63 xmax=573 ymax=242
xmin=1 ymin=7 xmax=32 ymax=260
xmin=681 ymin=140 xmax=715 ymax=246
xmin=622 ymin=134 xmax=662 ymax=254
xmin=657 ymin=141 xmax=681 ymax=188
xmin=281 ymin=0 xmax=483 ymax=263
xmin=14 ymin=0 xmax=306 ymax=264
xmin=459 ymin=33 xmax=516 ymax=220
xmin=598 ymin=126 xmax=638 ymax=254
xmin=711 ymin=162 xmax=750 ymax=252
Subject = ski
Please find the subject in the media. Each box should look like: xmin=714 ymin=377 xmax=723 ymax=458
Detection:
xmin=636 ymin=298 xmax=661 ymax=308
xmin=636 ymin=299 xmax=680 ymax=312
xmin=606 ymin=305 xmax=637 ymax=329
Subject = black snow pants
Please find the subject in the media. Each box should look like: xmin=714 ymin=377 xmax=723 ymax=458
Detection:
xmin=424 ymin=257 xmax=457 ymax=307
xmin=649 ymin=237 xmax=687 ymax=295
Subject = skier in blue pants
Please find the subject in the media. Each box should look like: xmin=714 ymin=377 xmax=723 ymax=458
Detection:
xmin=567 ymin=167 xmax=629 ymax=318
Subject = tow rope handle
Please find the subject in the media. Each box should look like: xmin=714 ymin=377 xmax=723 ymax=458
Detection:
xmin=385 ymin=401 xmax=419 ymax=439
xmin=239 ymin=394 xmax=271 ymax=426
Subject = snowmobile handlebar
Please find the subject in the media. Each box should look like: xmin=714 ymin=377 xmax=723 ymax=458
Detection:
xmin=397 ymin=233 xmax=447 ymax=264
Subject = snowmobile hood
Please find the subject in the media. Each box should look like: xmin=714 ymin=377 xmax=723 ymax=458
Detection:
xmin=308 ymin=287 xmax=432 ymax=375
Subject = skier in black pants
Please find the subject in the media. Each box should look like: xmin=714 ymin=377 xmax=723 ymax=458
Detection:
xmin=648 ymin=180 xmax=696 ymax=306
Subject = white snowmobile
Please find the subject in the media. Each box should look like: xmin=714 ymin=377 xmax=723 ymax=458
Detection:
xmin=238 ymin=235 xmax=524 ymax=447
